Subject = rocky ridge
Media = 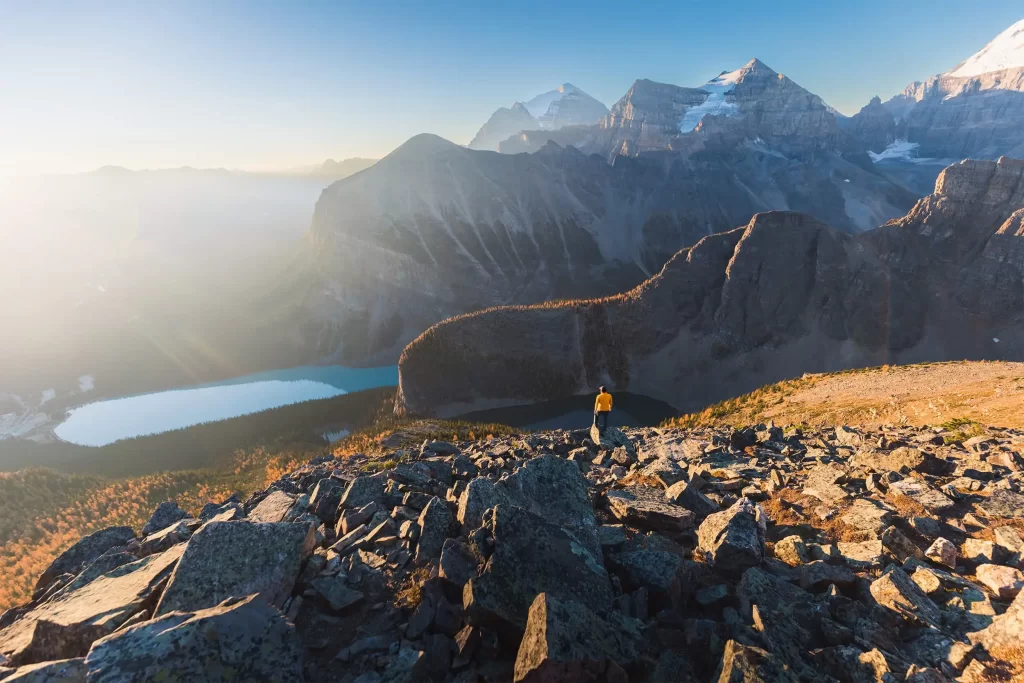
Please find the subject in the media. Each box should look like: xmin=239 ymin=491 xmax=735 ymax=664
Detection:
xmin=395 ymin=157 xmax=1024 ymax=417
xmin=2 ymin=420 xmax=1023 ymax=681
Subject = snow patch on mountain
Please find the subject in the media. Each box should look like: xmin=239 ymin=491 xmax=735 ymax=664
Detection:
xmin=868 ymin=139 xmax=927 ymax=163
xmin=679 ymin=68 xmax=743 ymax=133
xmin=948 ymin=18 xmax=1024 ymax=78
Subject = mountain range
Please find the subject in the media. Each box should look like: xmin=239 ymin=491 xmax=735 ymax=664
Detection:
xmin=396 ymin=156 xmax=1024 ymax=416
xmin=468 ymin=84 xmax=609 ymax=151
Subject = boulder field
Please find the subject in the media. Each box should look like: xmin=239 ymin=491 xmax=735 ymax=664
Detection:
xmin=1 ymin=421 xmax=1023 ymax=681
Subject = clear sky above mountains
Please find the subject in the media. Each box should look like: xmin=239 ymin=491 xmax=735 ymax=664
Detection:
xmin=1 ymin=0 xmax=1020 ymax=174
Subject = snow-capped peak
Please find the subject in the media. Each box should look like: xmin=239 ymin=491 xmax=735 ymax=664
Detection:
xmin=947 ymin=18 xmax=1024 ymax=78
xmin=523 ymin=84 xmax=582 ymax=118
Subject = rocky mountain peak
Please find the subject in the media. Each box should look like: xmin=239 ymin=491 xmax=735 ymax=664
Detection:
xmin=469 ymin=84 xmax=608 ymax=151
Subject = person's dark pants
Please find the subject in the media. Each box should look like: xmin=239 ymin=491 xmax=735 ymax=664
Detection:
xmin=594 ymin=410 xmax=610 ymax=433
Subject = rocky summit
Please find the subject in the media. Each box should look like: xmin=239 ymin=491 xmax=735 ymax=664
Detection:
xmin=2 ymin=420 xmax=1023 ymax=681
xmin=396 ymin=156 xmax=1024 ymax=417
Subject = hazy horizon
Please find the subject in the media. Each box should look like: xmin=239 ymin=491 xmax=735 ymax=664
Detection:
xmin=1 ymin=0 xmax=1021 ymax=175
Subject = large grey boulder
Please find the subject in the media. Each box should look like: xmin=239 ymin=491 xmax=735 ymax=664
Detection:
xmin=463 ymin=505 xmax=612 ymax=630
xmin=0 ymin=545 xmax=185 ymax=665
xmin=309 ymin=478 xmax=346 ymax=524
xmin=84 ymin=595 xmax=303 ymax=682
xmin=664 ymin=480 xmax=719 ymax=517
xmin=697 ymin=498 xmax=766 ymax=572
xmin=414 ymin=497 xmax=454 ymax=563
xmin=32 ymin=527 xmax=135 ymax=593
xmin=338 ymin=474 xmax=387 ymax=511
xmin=590 ymin=426 xmax=636 ymax=457
xmin=141 ymin=501 xmax=191 ymax=537
xmin=154 ymin=521 xmax=314 ymax=617
xmin=870 ymin=565 xmax=942 ymax=629
xmin=513 ymin=593 xmax=643 ymax=683
xmin=458 ymin=455 xmax=601 ymax=556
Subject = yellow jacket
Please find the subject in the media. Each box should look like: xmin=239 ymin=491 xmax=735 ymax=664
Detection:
xmin=595 ymin=392 xmax=613 ymax=412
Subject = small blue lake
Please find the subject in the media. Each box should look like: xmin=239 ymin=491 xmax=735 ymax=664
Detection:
xmin=53 ymin=365 xmax=398 ymax=447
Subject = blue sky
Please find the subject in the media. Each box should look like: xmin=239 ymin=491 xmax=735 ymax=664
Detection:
xmin=1 ymin=0 xmax=1020 ymax=174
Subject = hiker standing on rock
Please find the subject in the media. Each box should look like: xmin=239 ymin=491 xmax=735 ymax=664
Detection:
xmin=594 ymin=386 xmax=612 ymax=434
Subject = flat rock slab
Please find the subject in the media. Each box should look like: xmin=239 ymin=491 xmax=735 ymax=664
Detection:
xmin=0 ymin=544 xmax=185 ymax=666
xmin=84 ymin=595 xmax=303 ymax=683
xmin=697 ymin=498 xmax=765 ymax=572
xmin=802 ymin=464 xmax=849 ymax=504
xmin=463 ymin=505 xmax=612 ymax=631
xmin=840 ymin=498 xmax=895 ymax=535
xmin=248 ymin=491 xmax=300 ymax=523
xmin=607 ymin=487 xmax=695 ymax=534
xmin=837 ymin=540 xmax=885 ymax=569
xmin=887 ymin=479 xmax=956 ymax=514
xmin=513 ymin=593 xmax=642 ymax=683
xmin=977 ymin=490 xmax=1024 ymax=519
xmin=154 ymin=521 xmax=314 ymax=617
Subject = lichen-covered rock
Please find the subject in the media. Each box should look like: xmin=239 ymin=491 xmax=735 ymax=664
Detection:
xmin=513 ymin=593 xmax=643 ymax=683
xmin=977 ymin=490 xmax=1024 ymax=519
xmin=154 ymin=521 xmax=314 ymax=617
xmin=463 ymin=505 xmax=612 ymax=630
xmin=84 ymin=595 xmax=303 ymax=683
xmin=0 ymin=546 xmax=185 ymax=665
xmin=138 ymin=520 xmax=193 ymax=557
xmin=924 ymin=537 xmax=957 ymax=568
xmin=415 ymin=497 xmax=454 ymax=563
xmin=590 ymin=426 xmax=636 ymax=458
xmin=607 ymin=487 xmax=695 ymax=534
xmin=248 ymin=490 xmax=301 ymax=523
xmin=338 ymin=474 xmax=387 ymax=511
xmin=976 ymin=564 xmax=1024 ymax=600
xmin=697 ymin=498 xmax=765 ymax=572
xmin=141 ymin=501 xmax=190 ymax=537
xmin=887 ymin=478 xmax=955 ymax=514
xmin=2 ymin=657 xmax=86 ymax=682
xmin=309 ymin=478 xmax=346 ymax=524
xmin=32 ymin=527 xmax=135 ymax=593
xmin=664 ymin=480 xmax=719 ymax=517
xmin=870 ymin=566 xmax=942 ymax=629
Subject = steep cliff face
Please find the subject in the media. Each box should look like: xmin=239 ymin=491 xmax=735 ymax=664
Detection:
xmin=304 ymin=130 xmax=917 ymax=365
xmin=839 ymin=96 xmax=897 ymax=154
xmin=468 ymin=84 xmax=608 ymax=151
xmin=396 ymin=157 xmax=1024 ymax=416
xmin=878 ymin=19 xmax=1024 ymax=160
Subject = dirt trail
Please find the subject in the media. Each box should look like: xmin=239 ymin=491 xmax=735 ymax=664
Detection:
xmin=713 ymin=361 xmax=1024 ymax=429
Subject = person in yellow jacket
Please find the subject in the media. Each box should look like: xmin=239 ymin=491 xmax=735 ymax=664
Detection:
xmin=594 ymin=386 xmax=612 ymax=433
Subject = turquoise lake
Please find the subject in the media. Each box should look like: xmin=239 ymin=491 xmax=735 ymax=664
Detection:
xmin=53 ymin=365 xmax=398 ymax=447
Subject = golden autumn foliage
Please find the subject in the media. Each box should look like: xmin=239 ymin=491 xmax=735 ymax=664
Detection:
xmin=0 ymin=445 xmax=312 ymax=611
